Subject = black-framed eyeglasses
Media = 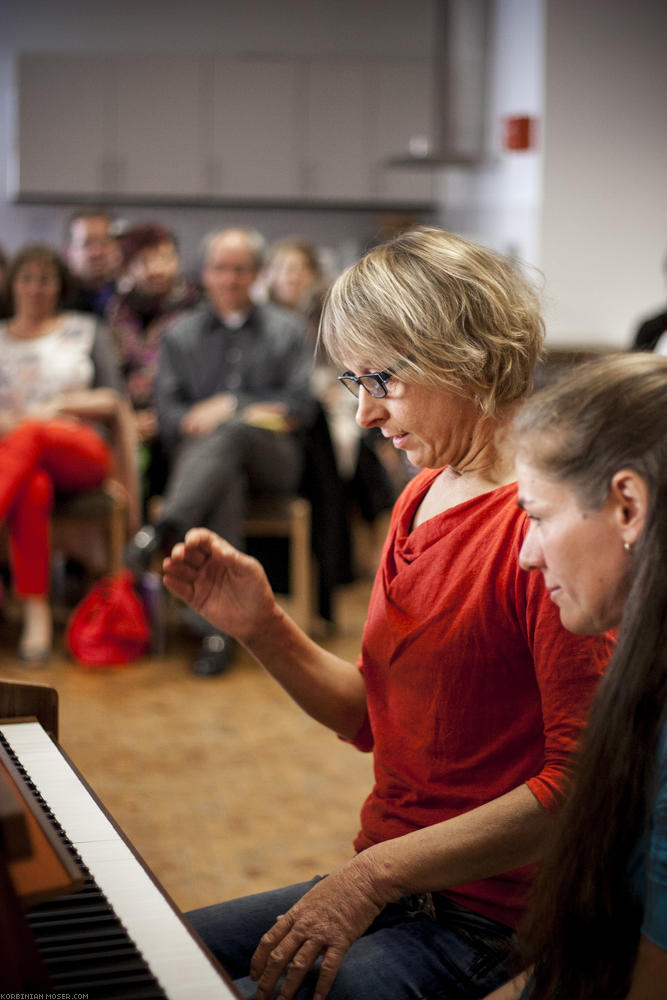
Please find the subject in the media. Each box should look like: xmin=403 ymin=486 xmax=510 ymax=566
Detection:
xmin=337 ymin=370 xmax=393 ymax=399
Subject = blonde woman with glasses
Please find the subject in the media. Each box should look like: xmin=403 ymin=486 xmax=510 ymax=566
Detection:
xmin=163 ymin=228 xmax=612 ymax=1000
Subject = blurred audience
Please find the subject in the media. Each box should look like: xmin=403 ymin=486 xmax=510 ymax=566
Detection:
xmin=105 ymin=222 xmax=201 ymax=508
xmin=64 ymin=207 xmax=122 ymax=317
xmin=124 ymin=227 xmax=315 ymax=676
xmin=0 ymin=244 xmax=138 ymax=664
xmin=261 ymin=236 xmax=327 ymax=314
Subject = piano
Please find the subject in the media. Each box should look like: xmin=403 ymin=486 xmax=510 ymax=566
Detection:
xmin=0 ymin=679 xmax=241 ymax=998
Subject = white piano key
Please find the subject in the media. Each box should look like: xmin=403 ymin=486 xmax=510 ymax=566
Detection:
xmin=1 ymin=720 xmax=238 ymax=1000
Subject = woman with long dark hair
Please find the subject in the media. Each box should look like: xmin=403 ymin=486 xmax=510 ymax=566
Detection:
xmin=487 ymin=352 xmax=667 ymax=999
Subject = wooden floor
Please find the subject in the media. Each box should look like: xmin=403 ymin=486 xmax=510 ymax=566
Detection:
xmin=0 ymin=579 xmax=375 ymax=915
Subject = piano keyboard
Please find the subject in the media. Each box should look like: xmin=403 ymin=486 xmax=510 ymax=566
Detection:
xmin=1 ymin=720 xmax=239 ymax=999
xmin=26 ymin=879 xmax=167 ymax=998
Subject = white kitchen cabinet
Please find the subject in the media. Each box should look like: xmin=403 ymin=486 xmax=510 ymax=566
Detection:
xmin=302 ymin=58 xmax=435 ymax=205
xmin=112 ymin=54 xmax=204 ymax=198
xmin=13 ymin=53 xmax=110 ymax=197
xmin=302 ymin=61 xmax=371 ymax=202
xmin=12 ymin=52 xmax=436 ymax=207
xmin=371 ymin=61 xmax=436 ymax=205
xmin=14 ymin=53 xmax=204 ymax=199
xmin=205 ymin=57 xmax=300 ymax=200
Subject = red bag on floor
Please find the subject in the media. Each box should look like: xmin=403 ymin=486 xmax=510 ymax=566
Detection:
xmin=66 ymin=570 xmax=151 ymax=667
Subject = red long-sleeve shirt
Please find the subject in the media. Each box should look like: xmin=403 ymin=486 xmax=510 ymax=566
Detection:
xmin=350 ymin=469 xmax=611 ymax=928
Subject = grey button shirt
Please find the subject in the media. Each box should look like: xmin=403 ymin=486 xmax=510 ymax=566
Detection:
xmin=156 ymin=302 xmax=316 ymax=449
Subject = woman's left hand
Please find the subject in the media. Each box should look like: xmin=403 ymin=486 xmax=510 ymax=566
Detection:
xmin=250 ymin=858 xmax=387 ymax=1000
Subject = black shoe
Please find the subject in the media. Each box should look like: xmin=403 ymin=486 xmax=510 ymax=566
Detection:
xmin=123 ymin=525 xmax=162 ymax=572
xmin=191 ymin=633 xmax=235 ymax=677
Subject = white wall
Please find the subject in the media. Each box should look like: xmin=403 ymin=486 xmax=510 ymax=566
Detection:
xmin=540 ymin=0 xmax=666 ymax=347
xmin=434 ymin=0 xmax=666 ymax=349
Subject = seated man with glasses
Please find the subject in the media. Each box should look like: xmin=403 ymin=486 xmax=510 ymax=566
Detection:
xmin=124 ymin=226 xmax=316 ymax=675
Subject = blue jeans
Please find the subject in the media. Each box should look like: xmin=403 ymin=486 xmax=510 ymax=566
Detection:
xmin=188 ymin=877 xmax=515 ymax=999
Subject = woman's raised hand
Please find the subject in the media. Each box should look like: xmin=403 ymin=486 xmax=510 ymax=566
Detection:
xmin=162 ymin=528 xmax=277 ymax=644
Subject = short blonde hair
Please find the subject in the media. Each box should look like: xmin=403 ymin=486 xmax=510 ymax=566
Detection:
xmin=320 ymin=226 xmax=545 ymax=414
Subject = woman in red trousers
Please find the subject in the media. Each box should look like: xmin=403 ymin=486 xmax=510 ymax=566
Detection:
xmin=0 ymin=244 xmax=138 ymax=663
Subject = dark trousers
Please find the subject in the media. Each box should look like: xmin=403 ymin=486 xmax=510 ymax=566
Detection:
xmin=188 ymin=878 xmax=515 ymax=999
xmin=160 ymin=420 xmax=303 ymax=551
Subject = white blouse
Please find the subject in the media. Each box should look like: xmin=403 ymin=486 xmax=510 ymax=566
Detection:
xmin=0 ymin=312 xmax=98 ymax=416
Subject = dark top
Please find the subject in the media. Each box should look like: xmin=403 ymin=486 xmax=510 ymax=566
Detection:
xmin=155 ymin=302 xmax=316 ymax=449
xmin=631 ymin=309 xmax=667 ymax=352
xmin=105 ymin=280 xmax=201 ymax=410
xmin=68 ymin=280 xmax=118 ymax=319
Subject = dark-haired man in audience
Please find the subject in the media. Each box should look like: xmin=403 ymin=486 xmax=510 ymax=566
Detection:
xmin=64 ymin=207 xmax=121 ymax=317
xmin=124 ymin=227 xmax=315 ymax=676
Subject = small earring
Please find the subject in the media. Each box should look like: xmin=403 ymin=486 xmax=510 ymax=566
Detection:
xmin=624 ymin=541 xmax=632 ymax=553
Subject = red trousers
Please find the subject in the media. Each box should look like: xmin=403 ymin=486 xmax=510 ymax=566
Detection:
xmin=0 ymin=419 xmax=111 ymax=596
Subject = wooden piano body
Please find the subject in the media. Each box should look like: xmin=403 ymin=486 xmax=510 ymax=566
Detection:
xmin=0 ymin=678 xmax=240 ymax=998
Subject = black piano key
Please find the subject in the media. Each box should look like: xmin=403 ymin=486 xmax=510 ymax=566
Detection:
xmin=52 ymin=969 xmax=165 ymax=991
xmin=38 ymin=942 xmax=141 ymax=964
xmin=49 ymin=979 xmax=166 ymax=1000
xmin=31 ymin=926 xmax=131 ymax=948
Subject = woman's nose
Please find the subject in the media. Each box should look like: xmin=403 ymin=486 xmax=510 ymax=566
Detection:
xmin=355 ymin=389 xmax=386 ymax=429
xmin=518 ymin=523 xmax=543 ymax=571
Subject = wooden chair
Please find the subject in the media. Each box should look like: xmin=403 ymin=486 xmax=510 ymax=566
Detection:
xmin=51 ymin=481 xmax=128 ymax=577
xmin=0 ymin=481 xmax=129 ymax=596
xmin=146 ymin=493 xmax=314 ymax=638
xmin=243 ymin=496 xmax=313 ymax=633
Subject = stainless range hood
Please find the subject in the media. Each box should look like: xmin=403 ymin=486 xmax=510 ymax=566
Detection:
xmin=387 ymin=0 xmax=491 ymax=168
